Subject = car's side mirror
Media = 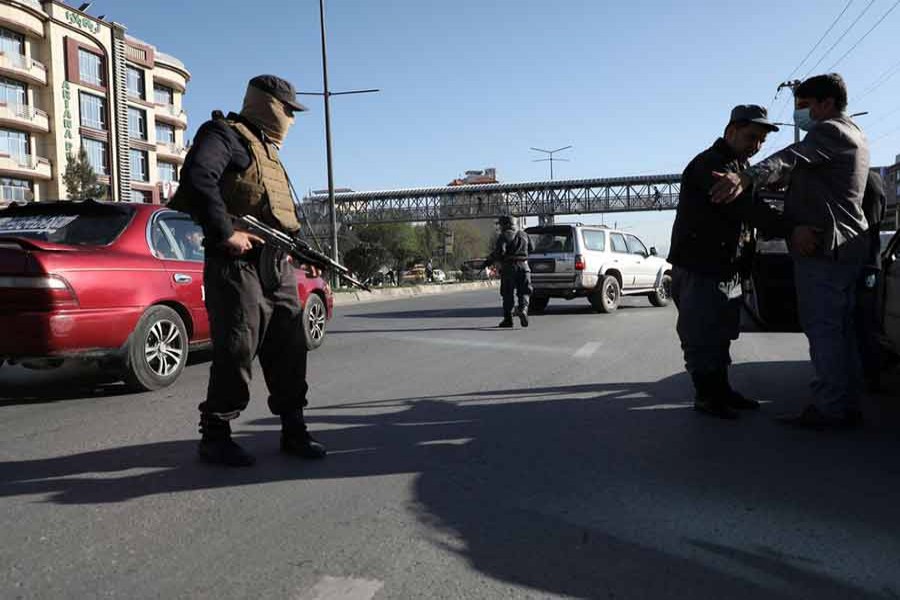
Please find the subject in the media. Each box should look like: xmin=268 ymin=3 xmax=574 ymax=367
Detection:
xmin=649 ymin=247 xmax=658 ymax=256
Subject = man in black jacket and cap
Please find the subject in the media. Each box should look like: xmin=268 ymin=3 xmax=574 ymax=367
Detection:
xmin=669 ymin=105 xmax=791 ymax=419
xmin=168 ymin=74 xmax=327 ymax=466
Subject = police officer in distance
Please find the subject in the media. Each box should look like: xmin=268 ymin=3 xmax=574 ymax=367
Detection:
xmin=485 ymin=215 xmax=534 ymax=328
xmin=669 ymin=105 xmax=791 ymax=419
xmin=168 ymin=75 xmax=326 ymax=466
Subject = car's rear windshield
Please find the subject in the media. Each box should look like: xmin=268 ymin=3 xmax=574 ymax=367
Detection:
xmin=0 ymin=201 xmax=135 ymax=246
xmin=527 ymin=226 xmax=574 ymax=253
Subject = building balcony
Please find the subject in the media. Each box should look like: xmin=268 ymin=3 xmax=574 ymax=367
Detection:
xmin=0 ymin=103 xmax=49 ymax=133
xmin=0 ymin=153 xmax=51 ymax=180
xmin=0 ymin=52 xmax=47 ymax=86
xmin=156 ymin=142 xmax=186 ymax=163
xmin=154 ymin=104 xmax=187 ymax=128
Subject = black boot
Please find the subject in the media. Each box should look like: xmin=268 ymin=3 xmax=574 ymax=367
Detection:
xmin=515 ymin=305 xmax=529 ymax=327
xmin=197 ymin=413 xmax=256 ymax=467
xmin=280 ymin=410 xmax=327 ymax=459
xmin=715 ymin=369 xmax=759 ymax=410
xmin=691 ymin=372 xmax=739 ymax=420
xmin=498 ymin=312 xmax=514 ymax=328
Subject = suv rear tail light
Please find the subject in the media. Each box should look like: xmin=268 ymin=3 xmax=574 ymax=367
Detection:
xmin=574 ymin=255 xmax=586 ymax=271
xmin=0 ymin=275 xmax=78 ymax=309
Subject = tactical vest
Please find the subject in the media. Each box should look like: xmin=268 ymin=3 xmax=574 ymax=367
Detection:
xmin=219 ymin=120 xmax=300 ymax=233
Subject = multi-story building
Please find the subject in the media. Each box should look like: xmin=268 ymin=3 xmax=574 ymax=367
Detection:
xmin=0 ymin=0 xmax=189 ymax=207
xmin=885 ymin=154 xmax=899 ymax=230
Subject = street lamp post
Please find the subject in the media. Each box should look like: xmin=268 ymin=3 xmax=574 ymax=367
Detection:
xmin=298 ymin=0 xmax=379 ymax=282
xmin=531 ymin=145 xmax=571 ymax=225
xmin=530 ymin=145 xmax=572 ymax=180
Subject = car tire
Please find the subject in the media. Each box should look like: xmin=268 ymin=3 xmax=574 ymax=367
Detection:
xmin=590 ymin=275 xmax=620 ymax=313
xmin=124 ymin=305 xmax=188 ymax=392
xmin=649 ymin=273 xmax=672 ymax=307
xmin=530 ymin=296 xmax=549 ymax=314
xmin=303 ymin=293 xmax=328 ymax=351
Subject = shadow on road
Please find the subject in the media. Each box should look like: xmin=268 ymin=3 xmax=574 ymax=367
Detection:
xmin=1 ymin=361 xmax=898 ymax=598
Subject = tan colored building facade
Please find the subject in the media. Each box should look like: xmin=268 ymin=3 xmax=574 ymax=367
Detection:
xmin=0 ymin=0 xmax=189 ymax=207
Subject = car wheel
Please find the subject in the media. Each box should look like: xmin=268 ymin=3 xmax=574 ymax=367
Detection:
xmin=649 ymin=273 xmax=672 ymax=307
xmin=124 ymin=305 xmax=188 ymax=391
xmin=303 ymin=294 xmax=328 ymax=350
xmin=590 ymin=275 xmax=620 ymax=313
xmin=530 ymin=296 xmax=549 ymax=314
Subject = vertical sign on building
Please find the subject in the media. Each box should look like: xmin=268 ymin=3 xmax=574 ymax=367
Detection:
xmin=62 ymin=81 xmax=74 ymax=156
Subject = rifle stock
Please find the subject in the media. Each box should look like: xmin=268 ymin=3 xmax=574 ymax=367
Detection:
xmin=235 ymin=215 xmax=371 ymax=292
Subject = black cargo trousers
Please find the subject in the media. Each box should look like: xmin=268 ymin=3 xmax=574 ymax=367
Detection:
xmin=199 ymin=247 xmax=308 ymax=420
xmin=500 ymin=261 xmax=532 ymax=315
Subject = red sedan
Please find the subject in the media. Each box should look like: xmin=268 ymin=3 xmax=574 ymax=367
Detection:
xmin=0 ymin=200 xmax=333 ymax=391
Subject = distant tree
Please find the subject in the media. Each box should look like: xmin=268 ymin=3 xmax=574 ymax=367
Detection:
xmin=343 ymin=242 xmax=390 ymax=284
xmin=63 ymin=148 xmax=107 ymax=200
xmin=449 ymin=221 xmax=490 ymax=266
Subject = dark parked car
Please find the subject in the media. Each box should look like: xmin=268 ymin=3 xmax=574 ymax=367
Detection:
xmin=0 ymin=200 xmax=333 ymax=391
xmin=743 ymin=220 xmax=900 ymax=363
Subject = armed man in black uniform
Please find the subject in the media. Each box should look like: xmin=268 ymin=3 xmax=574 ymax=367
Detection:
xmin=485 ymin=215 xmax=534 ymax=328
xmin=168 ymin=75 xmax=326 ymax=466
xmin=669 ymin=105 xmax=792 ymax=419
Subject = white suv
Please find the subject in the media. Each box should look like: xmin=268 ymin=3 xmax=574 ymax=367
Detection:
xmin=526 ymin=224 xmax=673 ymax=313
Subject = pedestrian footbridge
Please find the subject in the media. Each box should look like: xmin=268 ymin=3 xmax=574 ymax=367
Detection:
xmin=302 ymin=173 xmax=682 ymax=225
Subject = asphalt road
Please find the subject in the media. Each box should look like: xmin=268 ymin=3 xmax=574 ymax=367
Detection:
xmin=1 ymin=290 xmax=899 ymax=599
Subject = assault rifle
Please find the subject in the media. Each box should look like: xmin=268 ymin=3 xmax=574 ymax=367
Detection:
xmin=235 ymin=215 xmax=371 ymax=292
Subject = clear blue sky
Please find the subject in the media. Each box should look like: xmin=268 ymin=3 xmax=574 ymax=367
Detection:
xmin=92 ymin=0 xmax=900 ymax=251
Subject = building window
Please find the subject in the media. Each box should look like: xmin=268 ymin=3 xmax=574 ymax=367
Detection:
xmin=154 ymin=83 xmax=174 ymax=106
xmin=126 ymin=66 xmax=145 ymax=99
xmin=0 ymin=28 xmax=24 ymax=60
xmin=128 ymin=106 xmax=147 ymax=140
xmin=79 ymin=92 xmax=106 ymax=130
xmin=0 ymin=177 xmax=30 ymax=202
xmin=155 ymin=122 xmax=175 ymax=144
xmin=130 ymin=189 xmax=153 ymax=203
xmin=78 ymin=48 xmax=104 ymax=87
xmin=0 ymin=77 xmax=26 ymax=108
xmin=0 ymin=128 xmax=28 ymax=161
xmin=82 ymin=138 xmax=108 ymax=176
xmin=158 ymin=161 xmax=177 ymax=182
xmin=130 ymin=148 xmax=148 ymax=182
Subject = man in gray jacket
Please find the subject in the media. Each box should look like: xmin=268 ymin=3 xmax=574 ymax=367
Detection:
xmin=710 ymin=73 xmax=870 ymax=430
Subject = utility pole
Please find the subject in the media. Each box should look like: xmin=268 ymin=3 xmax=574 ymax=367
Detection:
xmin=776 ymin=80 xmax=802 ymax=143
xmin=298 ymin=0 xmax=379 ymax=282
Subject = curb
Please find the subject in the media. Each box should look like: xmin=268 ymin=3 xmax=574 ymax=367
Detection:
xmin=333 ymin=280 xmax=499 ymax=305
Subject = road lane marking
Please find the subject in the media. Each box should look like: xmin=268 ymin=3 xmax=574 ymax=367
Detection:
xmin=629 ymin=402 xmax=693 ymax=411
xmin=417 ymin=438 xmax=473 ymax=446
xmin=573 ymin=342 xmax=603 ymax=358
xmin=296 ymin=576 xmax=384 ymax=600
xmin=378 ymin=334 xmax=564 ymax=355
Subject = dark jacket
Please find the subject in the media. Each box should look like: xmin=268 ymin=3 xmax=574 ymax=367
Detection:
xmin=862 ymin=170 xmax=886 ymax=270
xmin=668 ymin=138 xmax=789 ymax=278
xmin=173 ymin=114 xmax=256 ymax=246
xmin=488 ymin=227 xmax=533 ymax=264
xmin=744 ymin=115 xmax=870 ymax=264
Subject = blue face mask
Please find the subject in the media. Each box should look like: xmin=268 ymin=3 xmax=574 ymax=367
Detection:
xmin=793 ymin=108 xmax=814 ymax=132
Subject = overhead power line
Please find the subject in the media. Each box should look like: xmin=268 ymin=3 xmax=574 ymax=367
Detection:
xmin=786 ymin=0 xmax=856 ymax=80
xmin=829 ymin=0 xmax=900 ymax=70
xmin=803 ymin=0 xmax=876 ymax=78
xmin=856 ymin=57 xmax=900 ymax=101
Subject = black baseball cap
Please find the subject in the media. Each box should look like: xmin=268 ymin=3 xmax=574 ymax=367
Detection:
xmin=729 ymin=104 xmax=778 ymax=132
xmin=248 ymin=74 xmax=308 ymax=112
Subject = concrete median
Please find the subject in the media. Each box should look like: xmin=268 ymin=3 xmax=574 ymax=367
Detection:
xmin=333 ymin=280 xmax=499 ymax=305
